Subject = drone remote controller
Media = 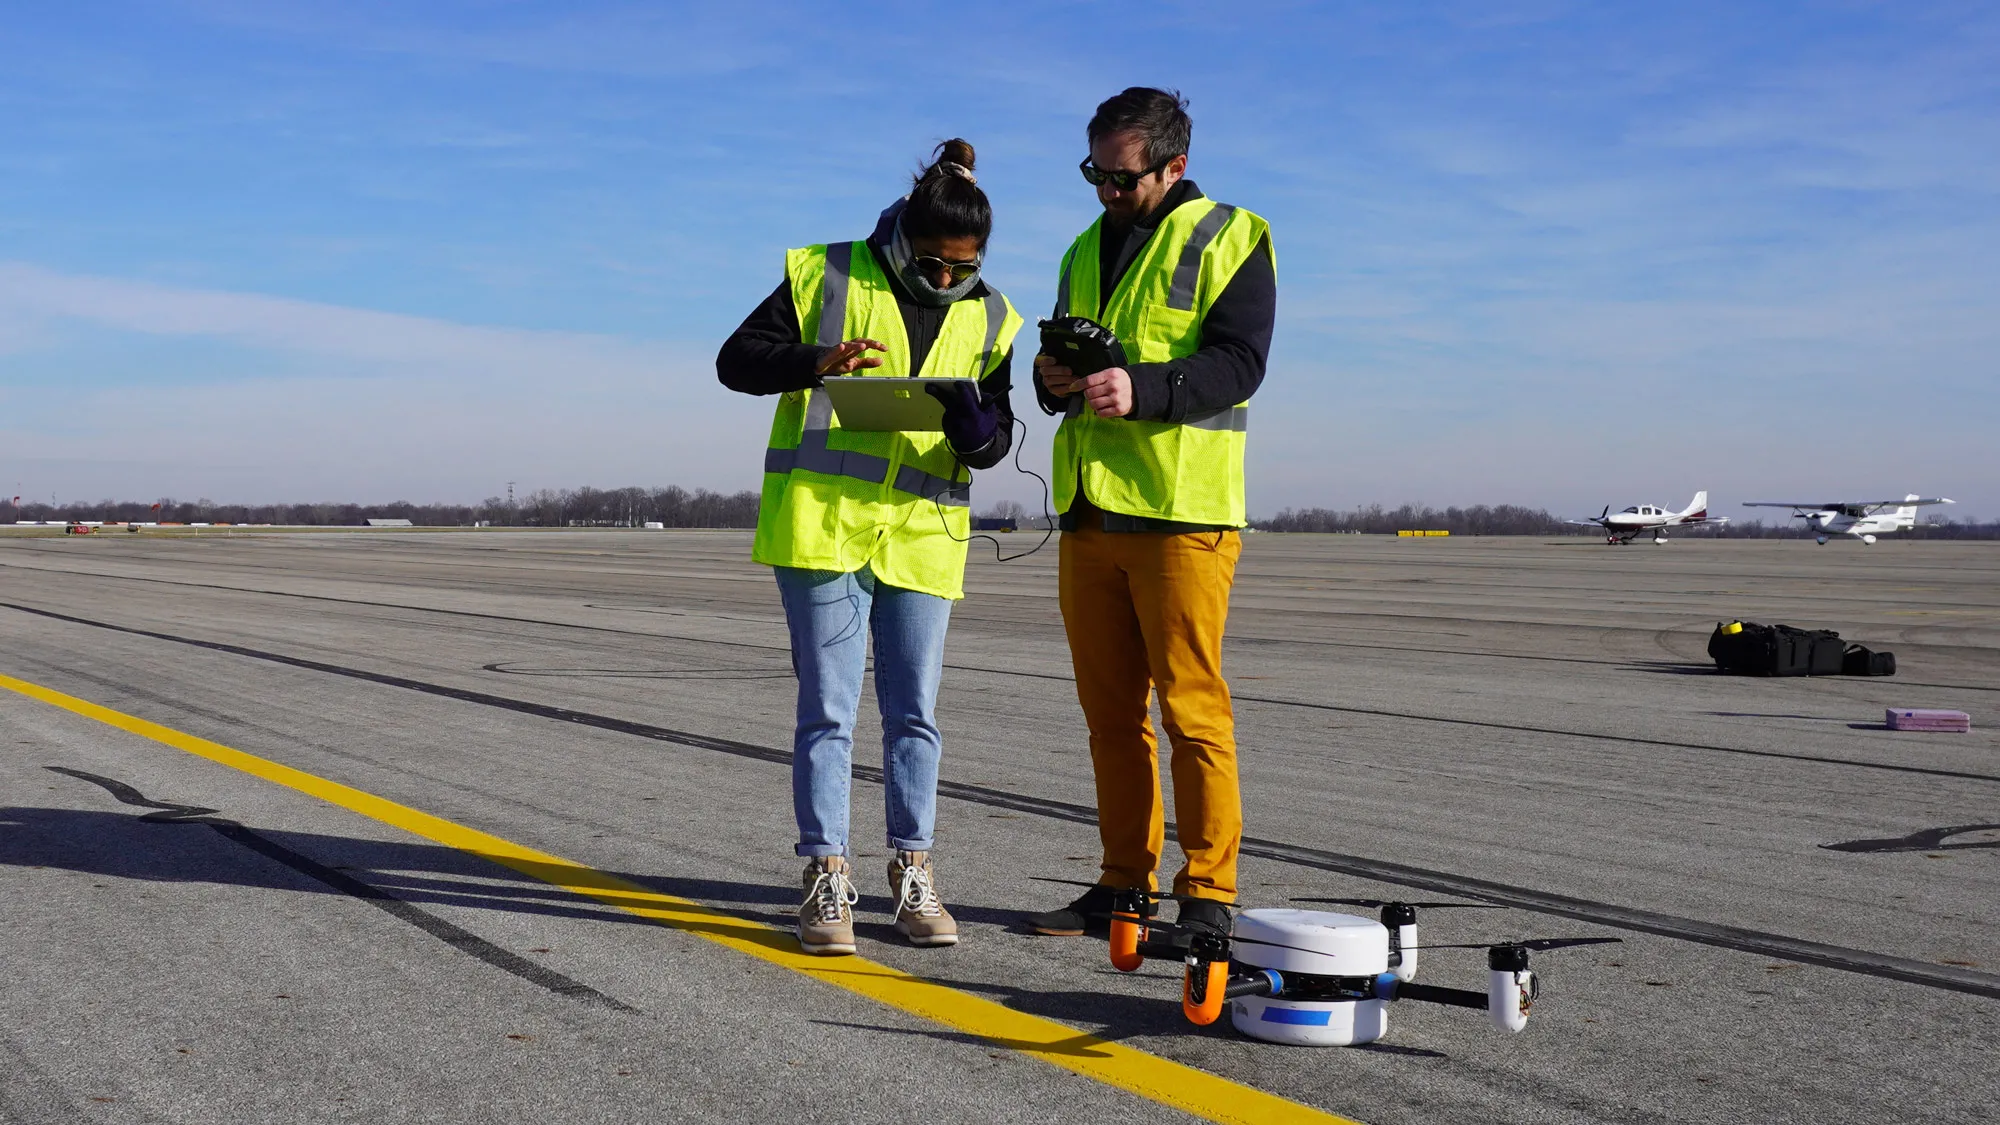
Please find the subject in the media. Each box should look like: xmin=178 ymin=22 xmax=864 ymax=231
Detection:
xmin=1038 ymin=316 xmax=1128 ymax=378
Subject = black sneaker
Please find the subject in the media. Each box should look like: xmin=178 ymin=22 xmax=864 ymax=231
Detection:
xmin=1176 ymin=896 xmax=1234 ymax=938
xmin=1025 ymin=885 xmax=1156 ymax=937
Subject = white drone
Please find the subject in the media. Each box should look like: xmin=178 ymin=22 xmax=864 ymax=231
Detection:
xmin=1741 ymin=494 xmax=1954 ymax=544
xmin=1045 ymin=880 xmax=1618 ymax=1048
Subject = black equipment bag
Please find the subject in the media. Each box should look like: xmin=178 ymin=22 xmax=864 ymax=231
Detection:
xmin=1710 ymin=622 xmax=1784 ymax=675
xmin=1802 ymin=627 xmax=1845 ymax=675
xmin=1841 ymin=644 xmax=1897 ymax=676
xmin=1709 ymin=621 xmax=1845 ymax=676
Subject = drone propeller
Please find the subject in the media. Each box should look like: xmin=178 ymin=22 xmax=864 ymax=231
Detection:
xmin=1131 ymin=925 xmax=1619 ymax=966
xmin=1425 ymin=937 xmax=1623 ymax=952
xmin=1029 ymin=876 xmax=1188 ymax=902
xmin=1294 ymin=897 xmax=1496 ymax=911
xmin=1222 ymin=931 xmax=1325 ymax=957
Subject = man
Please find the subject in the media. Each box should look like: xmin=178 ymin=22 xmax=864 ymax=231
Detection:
xmin=1026 ymin=88 xmax=1275 ymax=941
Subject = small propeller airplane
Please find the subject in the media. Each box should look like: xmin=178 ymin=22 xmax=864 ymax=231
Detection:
xmin=1740 ymin=494 xmax=1954 ymax=545
xmin=1572 ymin=491 xmax=1728 ymax=544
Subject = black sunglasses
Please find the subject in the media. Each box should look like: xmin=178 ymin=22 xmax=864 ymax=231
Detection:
xmin=913 ymin=254 xmax=981 ymax=283
xmin=1078 ymin=154 xmax=1177 ymax=191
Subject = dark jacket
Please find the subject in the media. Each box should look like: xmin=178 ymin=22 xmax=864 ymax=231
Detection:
xmin=1036 ymin=179 xmax=1276 ymax=531
xmin=715 ymin=219 xmax=1014 ymax=470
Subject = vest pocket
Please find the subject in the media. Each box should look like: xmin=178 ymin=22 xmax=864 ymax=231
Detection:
xmin=1139 ymin=304 xmax=1201 ymax=362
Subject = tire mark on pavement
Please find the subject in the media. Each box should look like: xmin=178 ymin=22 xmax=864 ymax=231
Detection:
xmin=1222 ymin=694 xmax=2000 ymax=785
xmin=13 ymin=559 xmax=2000 ymax=694
xmin=10 ymin=603 xmax=1999 ymax=1001
xmin=43 ymin=766 xmax=637 ymax=1013
xmin=8 ymin=684 xmax=1354 ymax=1125
xmin=5 ymin=592 xmax=1993 ymax=786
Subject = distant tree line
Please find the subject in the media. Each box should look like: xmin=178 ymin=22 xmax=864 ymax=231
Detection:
xmin=1254 ymin=503 xmax=1581 ymax=535
xmin=1251 ymin=506 xmax=2000 ymax=539
xmin=4 ymin=485 xmax=760 ymax=528
xmin=10 ymin=492 xmax=1997 ymax=538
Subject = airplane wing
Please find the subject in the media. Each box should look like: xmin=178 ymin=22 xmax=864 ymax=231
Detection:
xmin=1743 ymin=498 xmax=1954 ymax=516
xmin=1744 ymin=498 xmax=1954 ymax=508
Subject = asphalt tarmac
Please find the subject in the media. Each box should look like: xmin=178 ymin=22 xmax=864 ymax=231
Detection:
xmin=2 ymin=529 xmax=1995 ymax=1124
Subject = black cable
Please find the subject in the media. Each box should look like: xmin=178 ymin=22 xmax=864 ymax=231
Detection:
xmin=936 ymin=413 xmax=1056 ymax=562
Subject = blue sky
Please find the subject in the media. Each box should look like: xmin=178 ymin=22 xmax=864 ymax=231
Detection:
xmin=3 ymin=1 xmax=1996 ymax=518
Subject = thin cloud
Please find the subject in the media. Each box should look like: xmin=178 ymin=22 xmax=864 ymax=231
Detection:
xmin=0 ymin=262 xmax=665 ymax=374
xmin=0 ymin=263 xmax=769 ymax=501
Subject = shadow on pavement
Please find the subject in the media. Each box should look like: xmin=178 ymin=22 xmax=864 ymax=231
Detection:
xmin=0 ymin=805 xmax=651 ymax=927
xmin=806 ymin=1019 xmax=1117 ymax=1058
xmin=1 ymin=804 xmax=1042 ymax=936
xmin=1621 ymin=662 xmax=1717 ymax=676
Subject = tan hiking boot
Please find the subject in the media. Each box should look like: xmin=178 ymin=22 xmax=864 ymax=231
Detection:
xmin=798 ymin=856 xmax=858 ymax=956
xmin=888 ymin=850 xmax=958 ymax=947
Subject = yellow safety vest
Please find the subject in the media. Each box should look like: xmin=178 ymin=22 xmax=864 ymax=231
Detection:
xmin=752 ymin=240 xmax=1022 ymax=600
xmin=1052 ymin=198 xmax=1271 ymax=527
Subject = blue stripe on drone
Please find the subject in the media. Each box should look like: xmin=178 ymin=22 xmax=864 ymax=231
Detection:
xmin=1259 ymin=1006 xmax=1332 ymax=1026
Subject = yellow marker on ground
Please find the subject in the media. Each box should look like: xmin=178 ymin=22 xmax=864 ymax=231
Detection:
xmin=0 ymin=671 xmax=1360 ymax=1125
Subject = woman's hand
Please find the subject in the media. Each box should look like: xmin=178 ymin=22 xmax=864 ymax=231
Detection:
xmin=816 ymin=338 xmax=889 ymax=377
xmin=925 ymin=380 xmax=1000 ymax=453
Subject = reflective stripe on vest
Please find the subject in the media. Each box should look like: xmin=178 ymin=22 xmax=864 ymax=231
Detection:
xmin=820 ymin=242 xmax=1009 ymax=375
xmin=816 ymin=241 xmax=853 ymax=346
xmin=1051 ymin=199 xmax=1271 ymax=526
xmin=763 ymin=240 xmax=995 ymax=507
xmin=1055 ymin=204 xmax=1237 ymax=318
xmin=752 ymin=239 xmax=1023 ymax=600
xmin=1167 ymin=203 xmax=1236 ymax=310
xmin=762 ymin=393 xmax=970 ymax=507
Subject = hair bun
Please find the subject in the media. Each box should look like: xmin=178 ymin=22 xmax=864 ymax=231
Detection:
xmin=932 ymin=137 xmax=972 ymax=170
xmin=903 ymin=137 xmax=992 ymax=250
xmin=930 ymin=138 xmax=977 ymax=181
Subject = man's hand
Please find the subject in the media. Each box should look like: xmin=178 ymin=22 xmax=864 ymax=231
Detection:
xmin=1035 ymin=353 xmax=1081 ymax=397
xmin=816 ymin=338 xmax=888 ymax=377
xmin=1078 ymin=367 xmax=1133 ymax=418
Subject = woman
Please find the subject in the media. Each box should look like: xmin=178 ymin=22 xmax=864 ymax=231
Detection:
xmin=717 ymin=140 xmax=1022 ymax=955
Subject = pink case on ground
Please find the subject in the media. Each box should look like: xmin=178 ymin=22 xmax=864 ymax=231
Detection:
xmin=1885 ymin=709 xmax=1971 ymax=732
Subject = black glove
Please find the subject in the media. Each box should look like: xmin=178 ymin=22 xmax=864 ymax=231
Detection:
xmin=925 ymin=380 xmax=999 ymax=454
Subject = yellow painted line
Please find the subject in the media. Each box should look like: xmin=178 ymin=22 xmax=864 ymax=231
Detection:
xmin=0 ymin=671 xmax=1359 ymax=1125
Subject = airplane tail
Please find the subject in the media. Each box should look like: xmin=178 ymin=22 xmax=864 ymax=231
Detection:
xmin=1679 ymin=491 xmax=1709 ymax=520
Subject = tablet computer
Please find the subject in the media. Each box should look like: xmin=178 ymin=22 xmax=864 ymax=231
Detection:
xmin=818 ymin=377 xmax=975 ymax=432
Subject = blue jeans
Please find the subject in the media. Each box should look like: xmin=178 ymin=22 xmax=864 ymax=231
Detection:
xmin=774 ymin=564 xmax=952 ymax=857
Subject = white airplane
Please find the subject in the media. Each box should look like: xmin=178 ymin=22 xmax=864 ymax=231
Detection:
xmin=1740 ymin=494 xmax=1954 ymax=544
xmin=1573 ymin=491 xmax=1728 ymax=544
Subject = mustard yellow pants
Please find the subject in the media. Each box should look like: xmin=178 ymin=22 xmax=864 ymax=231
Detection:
xmin=1058 ymin=516 xmax=1243 ymax=901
